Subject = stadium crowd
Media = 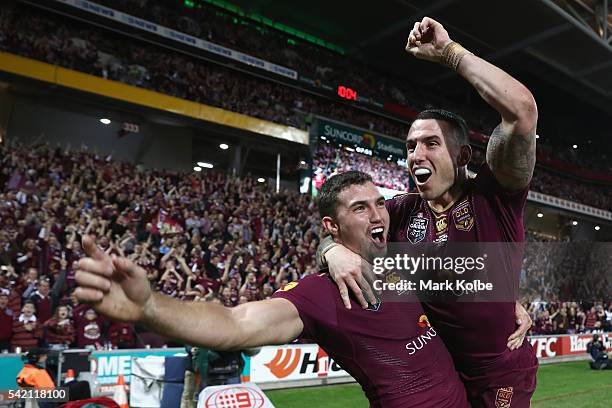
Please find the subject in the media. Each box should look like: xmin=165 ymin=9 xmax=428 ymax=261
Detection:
xmin=2 ymin=1 xmax=611 ymax=176
xmin=521 ymin=239 xmax=612 ymax=335
xmin=524 ymin=301 xmax=612 ymax=335
xmin=1 ymin=140 xmax=609 ymax=353
xmin=1 ymin=3 xmax=611 ymax=209
xmin=0 ymin=2 xmax=610 ymax=351
xmin=313 ymin=142 xmax=612 ymax=211
xmin=0 ymin=3 xmax=407 ymax=137
xmin=80 ymin=0 xmax=612 ymax=174
xmin=0 ymin=141 xmax=321 ymax=352
xmin=313 ymin=142 xmax=410 ymax=192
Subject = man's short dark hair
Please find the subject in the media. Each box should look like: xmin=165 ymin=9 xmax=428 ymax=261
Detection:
xmin=414 ymin=109 xmax=469 ymax=147
xmin=317 ymin=171 xmax=373 ymax=219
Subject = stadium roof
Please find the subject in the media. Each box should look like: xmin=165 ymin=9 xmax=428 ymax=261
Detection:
xmin=228 ymin=0 xmax=612 ymax=113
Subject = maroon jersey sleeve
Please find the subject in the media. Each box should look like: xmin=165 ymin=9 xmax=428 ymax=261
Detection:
xmin=385 ymin=193 xmax=418 ymax=239
xmin=271 ymin=274 xmax=336 ymax=340
xmin=473 ymin=163 xmax=529 ymax=242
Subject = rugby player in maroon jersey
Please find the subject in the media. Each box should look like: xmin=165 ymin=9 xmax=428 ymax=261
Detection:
xmin=317 ymin=17 xmax=538 ymax=408
xmin=74 ymin=171 xmax=469 ymax=407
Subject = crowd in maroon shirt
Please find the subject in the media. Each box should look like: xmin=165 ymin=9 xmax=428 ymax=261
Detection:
xmin=1 ymin=140 xmax=609 ymax=352
xmin=520 ymin=230 xmax=612 ymax=335
xmin=313 ymin=142 xmax=612 ymax=211
xmin=525 ymin=302 xmax=612 ymax=335
xmin=0 ymin=3 xmax=610 ymax=348
xmin=313 ymin=142 xmax=411 ymax=192
xmin=2 ymin=1 xmax=612 ymax=175
xmin=0 ymin=141 xmax=320 ymax=351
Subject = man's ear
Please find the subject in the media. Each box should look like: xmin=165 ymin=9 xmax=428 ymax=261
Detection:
xmin=457 ymin=144 xmax=472 ymax=167
xmin=321 ymin=216 xmax=339 ymax=237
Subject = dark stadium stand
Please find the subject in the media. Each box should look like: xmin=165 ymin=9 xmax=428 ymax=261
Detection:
xmin=44 ymin=0 xmax=612 ymax=175
xmin=1 ymin=2 xmax=611 ymax=211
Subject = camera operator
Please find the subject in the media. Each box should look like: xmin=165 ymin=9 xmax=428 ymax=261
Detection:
xmin=586 ymin=334 xmax=610 ymax=370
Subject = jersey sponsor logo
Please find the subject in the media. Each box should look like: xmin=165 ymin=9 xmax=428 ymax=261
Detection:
xmin=407 ymin=215 xmax=428 ymax=244
xmin=453 ymin=200 xmax=474 ymax=232
xmin=264 ymin=348 xmax=302 ymax=378
xmin=405 ymin=326 xmax=437 ymax=355
xmin=277 ymin=282 xmax=299 ymax=292
xmin=406 ymin=315 xmax=436 ymax=355
xmin=435 ymin=214 xmax=448 ymax=233
xmin=417 ymin=315 xmax=431 ymax=328
xmin=495 ymin=386 xmax=514 ymax=408
xmin=433 ymin=233 xmax=448 ymax=243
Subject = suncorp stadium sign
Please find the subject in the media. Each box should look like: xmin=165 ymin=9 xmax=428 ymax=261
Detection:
xmin=317 ymin=119 xmax=405 ymax=158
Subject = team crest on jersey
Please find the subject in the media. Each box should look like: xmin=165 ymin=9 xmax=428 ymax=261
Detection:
xmin=495 ymin=386 xmax=513 ymax=408
xmin=453 ymin=200 xmax=475 ymax=232
xmin=408 ymin=215 xmax=428 ymax=244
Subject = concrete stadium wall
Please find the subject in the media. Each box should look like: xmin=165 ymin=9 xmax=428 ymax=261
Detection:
xmin=0 ymin=88 xmax=14 ymax=144
xmin=6 ymin=96 xmax=193 ymax=171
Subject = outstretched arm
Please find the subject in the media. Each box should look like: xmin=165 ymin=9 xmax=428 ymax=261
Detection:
xmin=406 ymin=17 xmax=537 ymax=191
xmin=75 ymin=236 xmax=303 ymax=351
xmin=142 ymin=289 xmax=302 ymax=350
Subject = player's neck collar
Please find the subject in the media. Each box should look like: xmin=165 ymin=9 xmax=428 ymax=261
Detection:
xmin=427 ymin=194 xmax=460 ymax=214
xmin=426 ymin=183 xmax=468 ymax=213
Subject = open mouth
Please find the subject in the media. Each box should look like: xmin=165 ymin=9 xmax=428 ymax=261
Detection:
xmin=413 ymin=168 xmax=432 ymax=185
xmin=371 ymin=226 xmax=386 ymax=245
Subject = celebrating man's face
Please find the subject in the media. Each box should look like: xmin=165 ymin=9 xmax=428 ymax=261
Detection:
xmin=323 ymin=182 xmax=389 ymax=263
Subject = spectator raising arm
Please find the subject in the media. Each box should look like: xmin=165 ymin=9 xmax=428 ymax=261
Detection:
xmin=75 ymin=236 xmax=302 ymax=350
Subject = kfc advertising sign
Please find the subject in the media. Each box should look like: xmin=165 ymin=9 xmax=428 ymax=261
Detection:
xmin=528 ymin=333 xmax=612 ymax=359
xmin=529 ymin=336 xmax=560 ymax=358
xmin=249 ymin=344 xmax=351 ymax=383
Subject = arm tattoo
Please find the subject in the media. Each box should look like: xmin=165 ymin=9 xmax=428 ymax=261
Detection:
xmin=486 ymin=123 xmax=536 ymax=191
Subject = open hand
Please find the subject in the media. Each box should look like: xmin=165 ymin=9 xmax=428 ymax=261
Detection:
xmin=325 ymin=245 xmax=377 ymax=309
xmin=75 ymin=235 xmax=152 ymax=323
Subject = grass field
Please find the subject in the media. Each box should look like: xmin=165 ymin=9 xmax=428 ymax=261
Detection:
xmin=266 ymin=361 xmax=612 ymax=407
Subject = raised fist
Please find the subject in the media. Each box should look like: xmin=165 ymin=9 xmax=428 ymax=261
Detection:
xmin=405 ymin=17 xmax=452 ymax=63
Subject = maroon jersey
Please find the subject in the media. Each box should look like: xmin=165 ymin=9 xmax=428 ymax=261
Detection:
xmin=272 ymin=274 xmax=468 ymax=408
xmin=386 ymin=164 xmax=538 ymax=406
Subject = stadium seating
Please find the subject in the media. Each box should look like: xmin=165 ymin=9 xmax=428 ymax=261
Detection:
xmin=0 ymin=2 xmax=610 ymax=348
